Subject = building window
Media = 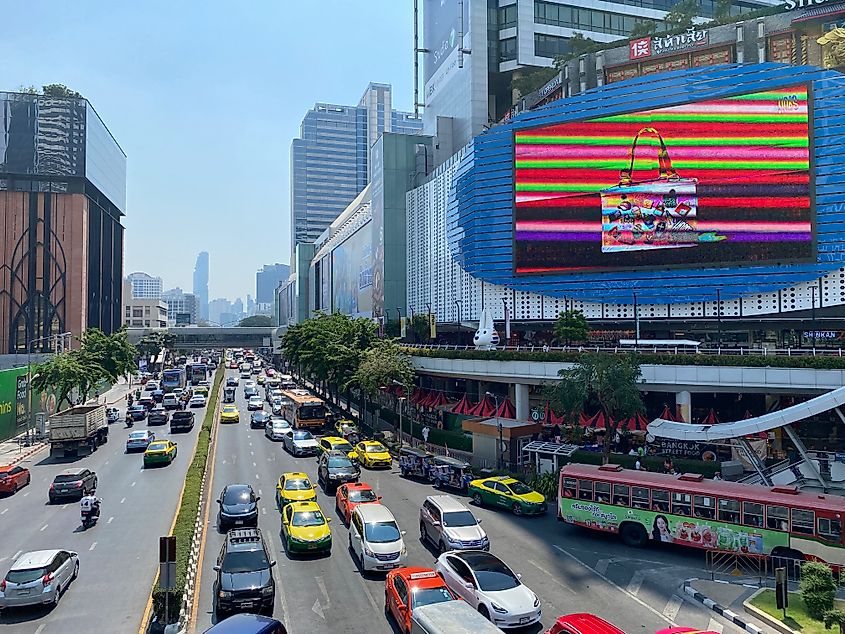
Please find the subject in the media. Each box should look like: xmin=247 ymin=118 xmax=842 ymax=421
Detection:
xmin=535 ymin=0 xmax=665 ymax=36
xmin=500 ymin=37 xmax=517 ymax=62
xmin=535 ymin=34 xmax=570 ymax=59
xmin=769 ymin=33 xmax=796 ymax=64
xmin=499 ymin=4 xmax=517 ymax=30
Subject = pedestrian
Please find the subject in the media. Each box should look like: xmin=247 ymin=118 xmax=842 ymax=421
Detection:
xmin=635 ymin=458 xmax=642 ymax=471
xmin=713 ymin=471 xmax=722 ymax=481
xmin=422 ymin=425 xmax=430 ymax=446
xmin=637 ymin=445 xmax=645 ymax=458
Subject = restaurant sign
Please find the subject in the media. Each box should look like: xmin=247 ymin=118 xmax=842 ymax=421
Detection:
xmin=786 ymin=0 xmax=845 ymax=10
xmin=630 ymin=27 xmax=710 ymax=60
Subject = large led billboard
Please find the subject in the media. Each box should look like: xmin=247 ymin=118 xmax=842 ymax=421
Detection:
xmin=513 ymin=84 xmax=814 ymax=274
xmin=331 ymin=223 xmax=373 ymax=319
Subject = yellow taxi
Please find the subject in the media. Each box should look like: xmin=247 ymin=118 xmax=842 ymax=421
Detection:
xmin=220 ymin=404 xmax=240 ymax=423
xmin=468 ymin=475 xmax=547 ymax=516
xmin=317 ymin=436 xmax=358 ymax=460
xmin=275 ymin=472 xmax=316 ymax=508
xmin=257 ymin=374 xmax=266 ymax=386
xmin=280 ymin=500 xmax=332 ymax=553
xmin=143 ymin=440 xmax=177 ymax=467
xmin=354 ymin=440 xmax=392 ymax=469
xmin=194 ymin=385 xmax=209 ymax=397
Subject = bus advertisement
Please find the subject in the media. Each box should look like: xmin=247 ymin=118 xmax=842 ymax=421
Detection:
xmin=558 ymin=464 xmax=845 ymax=567
xmin=186 ymin=363 xmax=208 ymax=386
xmin=161 ymin=368 xmax=186 ymax=392
xmin=280 ymin=389 xmax=327 ymax=430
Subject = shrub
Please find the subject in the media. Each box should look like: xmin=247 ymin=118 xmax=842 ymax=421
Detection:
xmin=824 ymin=609 xmax=845 ymax=634
xmin=801 ymin=561 xmax=836 ymax=619
xmin=528 ymin=471 xmax=559 ymax=499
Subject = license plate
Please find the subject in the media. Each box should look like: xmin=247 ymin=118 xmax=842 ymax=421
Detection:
xmin=238 ymin=601 xmax=254 ymax=608
xmin=17 ymin=589 xmax=31 ymax=596
xmin=519 ymin=617 xmax=530 ymax=624
xmin=308 ymin=544 xmax=317 ymax=549
xmin=235 ymin=520 xmax=243 ymax=525
xmin=378 ymin=564 xmax=397 ymax=570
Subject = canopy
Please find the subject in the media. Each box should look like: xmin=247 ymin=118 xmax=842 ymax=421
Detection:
xmin=467 ymin=395 xmax=496 ymax=418
xmin=581 ymin=411 xmax=608 ymax=429
xmin=544 ymin=402 xmax=567 ymax=426
xmin=428 ymin=392 xmax=450 ymax=409
xmin=451 ymin=394 xmax=475 ymax=415
xmin=617 ymin=412 xmax=649 ymax=432
xmin=659 ymin=405 xmax=678 ymax=422
xmin=699 ymin=408 xmax=720 ymax=425
xmin=494 ymin=397 xmax=516 ymax=419
xmin=410 ymin=388 xmax=425 ymax=405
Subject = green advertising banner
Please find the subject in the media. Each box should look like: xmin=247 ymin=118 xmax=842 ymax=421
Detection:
xmin=0 ymin=366 xmax=59 ymax=444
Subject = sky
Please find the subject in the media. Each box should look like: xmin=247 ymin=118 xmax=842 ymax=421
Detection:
xmin=1 ymin=1 xmax=416 ymax=301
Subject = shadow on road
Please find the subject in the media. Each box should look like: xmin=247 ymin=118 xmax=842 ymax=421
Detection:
xmin=0 ymin=604 xmax=54 ymax=625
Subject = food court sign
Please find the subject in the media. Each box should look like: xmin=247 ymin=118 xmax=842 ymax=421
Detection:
xmin=630 ymin=27 xmax=709 ymax=60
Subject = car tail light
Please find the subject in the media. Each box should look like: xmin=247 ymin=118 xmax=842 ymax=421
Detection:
xmin=49 ymin=483 xmax=55 ymax=490
xmin=74 ymin=482 xmax=83 ymax=487
xmin=0 ymin=579 xmax=6 ymax=592
xmin=42 ymin=573 xmax=54 ymax=586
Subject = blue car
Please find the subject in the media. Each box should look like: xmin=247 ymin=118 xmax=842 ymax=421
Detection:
xmin=204 ymin=613 xmax=286 ymax=634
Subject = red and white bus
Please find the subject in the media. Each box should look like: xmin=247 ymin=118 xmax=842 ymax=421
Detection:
xmin=558 ymin=463 xmax=845 ymax=567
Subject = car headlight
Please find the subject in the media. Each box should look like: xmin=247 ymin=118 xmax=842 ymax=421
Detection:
xmin=400 ymin=546 xmax=407 ymax=556
xmin=218 ymin=590 xmax=232 ymax=599
xmin=261 ymin=585 xmax=274 ymax=596
xmin=364 ymin=547 xmax=375 ymax=557
xmin=490 ymin=602 xmax=509 ymax=614
xmin=533 ymin=594 xmax=541 ymax=607
xmin=328 ymin=473 xmax=338 ymax=479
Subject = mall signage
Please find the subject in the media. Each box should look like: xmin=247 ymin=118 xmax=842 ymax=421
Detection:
xmin=629 ymin=27 xmax=710 ymax=60
xmin=785 ymin=0 xmax=844 ymax=10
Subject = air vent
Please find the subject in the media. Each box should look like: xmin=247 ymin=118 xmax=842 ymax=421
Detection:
xmin=771 ymin=486 xmax=799 ymax=495
xmin=678 ymin=473 xmax=704 ymax=482
xmin=598 ymin=464 xmax=623 ymax=472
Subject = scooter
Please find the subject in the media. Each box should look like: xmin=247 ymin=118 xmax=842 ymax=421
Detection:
xmin=81 ymin=506 xmax=100 ymax=529
xmin=126 ymin=414 xmax=134 ymax=428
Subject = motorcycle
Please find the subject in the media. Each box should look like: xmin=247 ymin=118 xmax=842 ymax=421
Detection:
xmin=81 ymin=504 xmax=100 ymax=529
xmin=125 ymin=413 xmax=134 ymax=428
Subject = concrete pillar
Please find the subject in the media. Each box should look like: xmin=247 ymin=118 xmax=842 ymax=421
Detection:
xmin=676 ymin=391 xmax=691 ymax=423
xmin=515 ymin=383 xmax=530 ymax=421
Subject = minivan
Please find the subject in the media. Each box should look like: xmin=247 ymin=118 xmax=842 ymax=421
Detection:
xmin=349 ymin=503 xmax=407 ymax=573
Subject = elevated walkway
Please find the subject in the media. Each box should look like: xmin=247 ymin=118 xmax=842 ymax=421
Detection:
xmin=126 ymin=327 xmax=280 ymax=350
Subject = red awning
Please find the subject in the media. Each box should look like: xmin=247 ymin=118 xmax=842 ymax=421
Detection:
xmin=410 ymin=388 xmax=424 ymax=404
xmin=451 ymin=394 xmax=475 ymax=415
xmin=468 ymin=395 xmax=497 ymax=417
xmin=549 ymin=409 xmax=567 ymax=426
xmin=618 ymin=412 xmax=649 ymax=432
xmin=699 ymin=409 xmax=720 ymax=425
xmin=659 ymin=405 xmax=678 ymax=422
xmin=428 ymin=392 xmax=450 ymax=409
xmin=581 ymin=411 xmax=608 ymax=429
xmin=495 ymin=397 xmax=516 ymax=419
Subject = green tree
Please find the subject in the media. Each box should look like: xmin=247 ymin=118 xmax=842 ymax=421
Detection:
xmin=79 ymin=327 xmax=137 ymax=382
xmin=553 ymin=309 xmax=589 ymax=346
xmin=32 ymin=350 xmax=106 ymax=409
xmin=238 ymin=315 xmax=273 ymax=327
xmin=350 ymin=339 xmax=415 ymax=396
xmin=511 ymin=67 xmax=559 ymax=98
xmin=384 ymin=319 xmax=401 ymax=338
xmin=714 ymin=0 xmax=732 ymax=22
xmin=801 ymin=562 xmax=836 ymax=619
xmin=546 ymin=353 xmax=644 ymax=463
xmin=40 ymin=83 xmax=83 ymax=98
xmin=411 ymin=314 xmax=432 ymax=341
xmin=664 ymin=0 xmax=698 ymax=28
xmin=825 ymin=609 xmax=845 ymax=634
xmin=630 ymin=20 xmax=658 ymax=38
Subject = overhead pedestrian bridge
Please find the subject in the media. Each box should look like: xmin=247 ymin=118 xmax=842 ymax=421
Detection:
xmin=126 ymin=327 xmax=281 ymax=350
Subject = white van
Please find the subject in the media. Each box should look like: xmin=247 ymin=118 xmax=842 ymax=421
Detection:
xmin=349 ymin=504 xmax=407 ymax=573
xmin=410 ymin=601 xmax=502 ymax=634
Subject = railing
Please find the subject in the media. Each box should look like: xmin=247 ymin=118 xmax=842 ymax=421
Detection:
xmin=706 ymin=550 xmax=767 ymax=584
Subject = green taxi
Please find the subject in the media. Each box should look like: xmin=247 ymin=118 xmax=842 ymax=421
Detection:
xmin=468 ymin=476 xmax=547 ymax=516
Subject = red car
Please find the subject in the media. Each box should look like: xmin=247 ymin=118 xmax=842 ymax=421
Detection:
xmin=545 ymin=614 xmax=626 ymax=634
xmin=385 ymin=567 xmax=458 ymax=633
xmin=0 ymin=465 xmax=31 ymax=494
xmin=335 ymin=482 xmax=380 ymax=524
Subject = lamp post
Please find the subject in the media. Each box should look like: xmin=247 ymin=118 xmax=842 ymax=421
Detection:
xmin=454 ymin=300 xmax=462 ymax=326
xmin=396 ymin=307 xmax=402 ymax=339
xmin=486 ymin=391 xmax=503 ymax=470
xmin=716 ymin=288 xmax=722 ymax=348
xmin=409 ymin=307 xmax=415 ymax=344
xmin=398 ymin=395 xmax=406 ymax=449
xmin=633 ymin=291 xmax=640 ymax=346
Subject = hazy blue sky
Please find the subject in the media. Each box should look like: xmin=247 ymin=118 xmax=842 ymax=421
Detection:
xmin=2 ymin=1 xmax=416 ymax=301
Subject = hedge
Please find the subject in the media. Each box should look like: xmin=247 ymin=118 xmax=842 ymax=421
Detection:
xmin=359 ymin=401 xmax=473 ymax=452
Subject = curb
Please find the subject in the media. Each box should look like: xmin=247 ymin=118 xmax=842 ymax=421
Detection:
xmin=683 ymin=579 xmax=765 ymax=634
xmin=742 ymin=588 xmax=798 ymax=634
xmin=3 ymin=442 xmax=48 ymax=466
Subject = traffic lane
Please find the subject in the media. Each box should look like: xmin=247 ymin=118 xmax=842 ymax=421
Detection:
xmin=0 ymin=400 xmax=208 ymax=633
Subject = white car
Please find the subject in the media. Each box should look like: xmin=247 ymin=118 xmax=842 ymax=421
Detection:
xmin=283 ymin=429 xmax=318 ymax=456
xmin=188 ymin=394 xmax=206 ymax=408
xmin=144 ymin=381 xmax=159 ymax=392
xmin=243 ymin=380 xmax=256 ymax=390
xmin=106 ymin=407 xmax=121 ymax=423
xmin=126 ymin=430 xmax=155 ymax=452
xmin=434 ymin=551 xmax=541 ymax=629
xmin=0 ymin=549 xmax=79 ymax=610
xmin=265 ymin=418 xmax=291 ymax=441
xmin=349 ymin=503 xmax=407 ymax=573
xmin=247 ymin=396 xmax=264 ymax=411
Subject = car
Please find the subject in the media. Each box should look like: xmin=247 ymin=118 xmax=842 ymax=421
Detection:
xmin=468 ymin=476 xmax=547 ymax=516
xmin=349 ymin=503 xmax=407 ymax=573
xmin=546 ymin=614 xmax=627 ymax=634
xmin=226 ymin=376 xmax=240 ymax=386
xmin=275 ymin=472 xmax=316 ymax=508
xmin=257 ymin=375 xmax=266 ymax=386
xmin=0 ymin=549 xmax=79 ymax=611
xmin=49 ymin=469 xmax=97 ymax=503
xmin=280 ymin=500 xmax=332 ymax=554
xmin=152 ymin=389 xmax=165 ymax=403
xmin=172 ymin=387 xmax=184 ymax=399
xmin=244 ymin=386 xmax=259 ymax=398
xmin=228 ymin=361 xmax=239 ymax=370
xmin=189 ymin=394 xmax=207 ymax=408
xmin=283 ymin=430 xmax=318 ymax=457
xmin=420 ymin=495 xmax=489 ymax=553
xmin=355 ymin=441 xmax=392 ymax=469
xmin=435 ymin=550 xmax=540 ymax=628
xmin=127 ymin=404 xmax=148 ymax=421
xmin=265 ymin=368 xmax=276 ymax=377
xmin=317 ymin=450 xmax=360 ymax=493
xmin=138 ymin=394 xmax=155 ymax=409
xmin=335 ymin=482 xmax=380 ymax=525
xmin=197 ymin=380 xmax=210 ymax=388
xmin=147 ymin=406 xmax=170 ymax=425
xmin=317 ymin=436 xmax=358 ymax=460
xmin=250 ymin=411 xmax=270 ymax=429
xmin=266 ymin=389 xmax=283 ymax=404
xmin=243 ymin=380 xmax=256 ymax=390
xmin=220 ymin=405 xmax=241 ymax=424
xmin=213 ymin=528 xmax=276 ymax=620
xmin=218 ymin=483 xmax=260 ymax=530
xmin=203 ymin=613 xmax=287 ymax=634
xmin=143 ymin=440 xmax=178 ymax=467
xmin=106 ymin=407 xmax=121 ymax=423
xmin=144 ymin=381 xmax=159 ymax=392
xmin=247 ymin=396 xmax=264 ymax=411
xmin=0 ymin=465 xmax=30 ymax=495
xmin=194 ymin=385 xmax=210 ymax=397
xmin=170 ymin=410 xmax=196 ymax=433
xmin=126 ymin=429 xmax=156 ymax=452
xmin=385 ymin=567 xmax=459 ymax=634
xmin=264 ymin=418 xmax=290 ymax=441
xmin=162 ymin=393 xmax=180 ymax=410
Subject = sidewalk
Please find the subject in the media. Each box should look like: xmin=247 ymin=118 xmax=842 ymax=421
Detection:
xmin=683 ymin=578 xmax=778 ymax=634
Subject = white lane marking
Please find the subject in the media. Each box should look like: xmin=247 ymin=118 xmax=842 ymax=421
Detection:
xmin=663 ymin=595 xmax=683 ymax=621
xmin=42 ymin=476 xmax=49 ymax=482
xmin=34 ymin=625 xmax=46 ymax=634
xmin=626 ymin=570 xmax=645 ymax=596
xmin=89 ymin=542 xmax=97 ymax=551
xmin=107 ymin=516 xmax=114 ymax=524
xmin=258 ymin=489 xmax=262 ymax=496
xmin=12 ymin=550 xmax=22 ymax=560
xmin=62 ymin=504 xmax=68 ymax=510
xmin=316 ymin=576 xmax=330 ymax=608
xmin=262 ymin=508 xmax=267 ymax=515
xmin=120 ymin=497 xmax=126 ymax=504
xmin=526 ymin=559 xmax=575 ymax=592
xmin=255 ymin=474 xmax=260 ymax=480
xmin=707 ymin=618 xmax=723 ymax=633
xmin=40 ymin=524 xmax=48 ymax=531
xmin=22 ymin=491 xmax=29 ymax=497
xmin=596 ymin=558 xmax=611 ymax=575
xmin=251 ymin=451 xmax=254 ymax=456
xmin=222 ymin=460 xmax=227 ymax=465
xmin=131 ymin=481 xmax=136 ymax=487
xmin=253 ymin=462 xmax=257 ymax=467
xmin=104 ymin=460 xmax=109 ymax=465
xmin=0 ymin=508 xmax=7 ymax=515
xmin=553 ymin=545 xmax=673 ymax=625
xmin=312 ymin=598 xmax=325 ymax=619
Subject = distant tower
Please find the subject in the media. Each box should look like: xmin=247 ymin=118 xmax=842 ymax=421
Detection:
xmin=192 ymin=251 xmax=209 ymax=320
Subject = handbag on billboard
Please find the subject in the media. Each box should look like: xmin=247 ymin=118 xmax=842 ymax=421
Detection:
xmin=600 ymin=127 xmax=722 ymax=253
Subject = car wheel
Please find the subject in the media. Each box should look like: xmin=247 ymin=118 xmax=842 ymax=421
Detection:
xmin=72 ymin=561 xmax=79 ymax=580
xmin=478 ymin=604 xmax=491 ymax=621
xmin=439 ymin=540 xmax=448 ymax=555
xmin=419 ymin=521 xmax=427 ymax=543
xmin=472 ymin=492 xmax=483 ymax=507
xmin=52 ymin=585 xmax=62 ymax=608
xmin=512 ymin=503 xmax=523 ymax=516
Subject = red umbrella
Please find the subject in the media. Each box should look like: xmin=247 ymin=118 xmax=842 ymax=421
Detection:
xmin=495 ymin=397 xmax=516 ymax=419
xmin=468 ymin=395 xmax=496 ymax=417
xmin=699 ymin=409 xmax=720 ymax=425
xmin=549 ymin=409 xmax=567 ymax=426
xmin=420 ymin=392 xmax=436 ymax=408
xmin=592 ymin=412 xmax=608 ymax=430
xmin=578 ymin=412 xmax=592 ymax=427
xmin=659 ymin=405 xmax=678 ymax=422
xmin=410 ymin=388 xmax=424 ymax=404
xmin=618 ymin=412 xmax=649 ymax=432
xmin=451 ymin=394 xmax=475 ymax=415
xmin=429 ymin=392 xmax=449 ymax=408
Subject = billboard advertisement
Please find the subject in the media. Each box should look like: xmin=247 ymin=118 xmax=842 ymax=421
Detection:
xmin=424 ymin=0 xmax=461 ymax=83
xmin=513 ymin=84 xmax=814 ymax=274
xmin=332 ymin=223 xmax=373 ymax=319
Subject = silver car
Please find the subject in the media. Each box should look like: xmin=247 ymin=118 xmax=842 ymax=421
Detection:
xmin=283 ymin=429 xmax=318 ymax=456
xmin=264 ymin=418 xmax=291 ymax=441
xmin=420 ymin=495 xmax=489 ymax=552
xmin=0 ymin=549 xmax=79 ymax=611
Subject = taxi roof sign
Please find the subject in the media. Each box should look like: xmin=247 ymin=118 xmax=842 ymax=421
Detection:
xmin=409 ymin=571 xmax=438 ymax=580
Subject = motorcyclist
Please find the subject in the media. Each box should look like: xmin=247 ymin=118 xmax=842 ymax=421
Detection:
xmin=80 ymin=490 xmax=101 ymax=524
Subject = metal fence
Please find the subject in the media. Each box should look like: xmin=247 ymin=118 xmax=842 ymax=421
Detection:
xmin=705 ymin=549 xmax=843 ymax=586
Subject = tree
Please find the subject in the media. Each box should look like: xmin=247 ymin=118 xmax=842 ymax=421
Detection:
xmin=546 ymin=353 xmax=644 ymax=463
xmin=238 ymin=315 xmax=273 ymax=327
xmin=411 ymin=314 xmax=432 ymax=341
xmin=32 ymin=350 xmax=106 ymax=409
xmin=801 ymin=562 xmax=836 ymax=619
xmin=664 ymin=0 xmax=698 ymax=28
xmin=630 ymin=20 xmax=658 ymax=38
xmin=825 ymin=609 xmax=845 ymax=634
xmin=79 ymin=328 xmax=137 ymax=382
xmin=40 ymin=84 xmax=83 ymax=98
xmin=553 ymin=309 xmax=589 ymax=346
xmin=511 ymin=67 xmax=559 ymax=98
xmin=714 ymin=0 xmax=732 ymax=22
xmin=350 ymin=339 xmax=415 ymax=397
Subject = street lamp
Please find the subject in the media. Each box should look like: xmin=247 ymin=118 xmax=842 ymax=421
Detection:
xmin=486 ymin=391 xmax=503 ymax=470
xmin=454 ymin=300 xmax=462 ymax=329
xmin=398 ymin=396 xmax=406 ymax=449
xmin=27 ymin=332 xmax=72 ymax=444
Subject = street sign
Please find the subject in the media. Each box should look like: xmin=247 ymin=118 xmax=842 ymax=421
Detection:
xmin=775 ymin=567 xmax=788 ymax=615
xmin=159 ymin=536 xmax=176 ymax=591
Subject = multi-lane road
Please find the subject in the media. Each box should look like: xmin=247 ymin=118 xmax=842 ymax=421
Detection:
xmin=0 ymin=382 xmax=211 ymax=634
xmin=192 ymin=369 xmax=745 ymax=634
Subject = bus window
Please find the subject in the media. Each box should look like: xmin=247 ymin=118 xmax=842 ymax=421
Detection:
xmin=563 ymin=478 xmax=577 ymax=498
xmin=718 ymin=499 xmax=740 ymax=523
xmin=652 ymin=489 xmax=669 ymax=512
xmin=694 ymin=496 xmax=715 ymax=520
xmin=767 ymin=505 xmax=789 ymax=531
xmin=578 ymin=480 xmax=593 ymax=501
xmin=743 ymin=502 xmax=764 ymax=528
xmin=672 ymin=492 xmax=691 ymax=516
xmin=594 ymin=481 xmax=610 ymax=504
xmin=632 ymin=486 xmax=650 ymax=509
xmin=791 ymin=509 xmax=815 ymax=535
xmin=613 ymin=484 xmax=630 ymax=507
xmin=818 ymin=518 xmax=842 ymax=542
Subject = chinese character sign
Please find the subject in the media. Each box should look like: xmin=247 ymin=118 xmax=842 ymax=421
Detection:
xmin=630 ymin=38 xmax=652 ymax=59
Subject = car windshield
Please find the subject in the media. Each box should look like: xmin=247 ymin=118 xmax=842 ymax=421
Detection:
xmin=349 ymin=489 xmax=377 ymax=503
xmin=223 ymin=488 xmax=253 ymax=504
xmin=507 ymin=482 xmax=533 ymax=496
xmin=364 ymin=521 xmax=401 ymax=543
xmin=292 ymin=431 xmax=313 ymax=441
xmin=272 ymin=421 xmax=289 ymax=429
xmin=366 ymin=444 xmax=386 ymax=453
xmin=334 ymin=442 xmax=353 ymax=453
xmin=471 ymin=559 xmax=520 ymax=592
xmin=130 ymin=406 xmax=144 ymax=411
xmin=53 ymin=474 xmax=82 ymax=483
xmin=284 ymin=479 xmax=311 ymax=491
xmin=223 ymin=407 xmax=237 ymax=412
xmin=299 ymin=405 xmax=326 ymax=420
xmin=129 ymin=432 xmax=148 ymax=439
xmin=221 ymin=550 xmax=269 ymax=573
xmin=442 ymin=511 xmax=477 ymax=527
xmin=328 ymin=457 xmax=353 ymax=469
xmin=148 ymin=442 xmax=168 ymax=451
xmin=412 ymin=586 xmax=454 ymax=609
xmin=6 ymin=567 xmax=48 ymax=584
xmin=292 ymin=511 xmax=325 ymax=527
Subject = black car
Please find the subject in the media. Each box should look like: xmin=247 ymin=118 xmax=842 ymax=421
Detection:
xmin=226 ymin=377 xmax=239 ymax=387
xmin=49 ymin=468 xmax=97 ymax=503
xmin=213 ymin=528 xmax=276 ymax=619
xmin=218 ymin=484 xmax=260 ymax=531
xmin=170 ymin=410 xmax=195 ymax=433
xmin=152 ymin=389 xmax=165 ymax=403
xmin=127 ymin=405 xmax=147 ymax=421
xmin=138 ymin=395 xmax=155 ymax=409
xmin=147 ymin=406 xmax=170 ymax=425
xmin=244 ymin=386 xmax=258 ymax=399
xmin=250 ymin=411 xmax=270 ymax=429
xmin=317 ymin=450 xmax=360 ymax=493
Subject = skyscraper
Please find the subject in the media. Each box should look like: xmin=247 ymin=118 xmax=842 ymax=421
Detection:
xmin=192 ymin=251 xmax=209 ymax=321
xmin=256 ymin=264 xmax=291 ymax=304
xmin=126 ymin=272 xmax=163 ymax=299
xmin=162 ymin=288 xmax=198 ymax=325
xmin=290 ymin=83 xmax=422 ymax=248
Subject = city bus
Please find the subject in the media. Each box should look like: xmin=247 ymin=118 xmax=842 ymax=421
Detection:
xmin=161 ymin=368 xmax=186 ymax=392
xmin=558 ymin=463 xmax=845 ymax=567
xmin=280 ymin=389 xmax=327 ymax=431
xmin=185 ymin=363 xmax=208 ymax=386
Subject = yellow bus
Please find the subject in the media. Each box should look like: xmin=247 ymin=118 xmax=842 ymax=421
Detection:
xmin=281 ymin=389 xmax=327 ymax=430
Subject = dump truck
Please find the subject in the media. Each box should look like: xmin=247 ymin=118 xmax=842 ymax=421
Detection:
xmin=49 ymin=405 xmax=109 ymax=458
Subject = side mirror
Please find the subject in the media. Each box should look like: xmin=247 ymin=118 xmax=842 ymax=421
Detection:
xmin=401 ymin=530 xmax=407 ymax=535
xmin=217 ymin=499 xmax=222 ymax=505
xmin=463 ymin=581 xmax=473 ymax=589
xmin=432 ymin=521 xmax=441 ymax=528
xmin=213 ymin=565 xmax=220 ymax=572
xmin=477 ymin=519 xmax=483 ymax=524
xmin=354 ymin=533 xmax=361 ymax=540
xmin=270 ymin=560 xmax=277 ymax=568
xmin=255 ymin=496 xmax=261 ymax=502
xmin=327 ymin=517 xmax=332 ymax=523
xmin=517 ymin=573 xmax=522 ymax=580
xmin=377 ymin=496 xmax=382 ymax=501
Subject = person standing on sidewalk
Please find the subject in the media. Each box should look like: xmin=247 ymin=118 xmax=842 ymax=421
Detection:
xmin=422 ymin=425 xmax=431 ymax=449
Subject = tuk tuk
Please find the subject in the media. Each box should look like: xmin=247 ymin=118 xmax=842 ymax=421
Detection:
xmin=223 ymin=386 xmax=236 ymax=403
xmin=335 ymin=419 xmax=360 ymax=444
xmin=431 ymin=455 xmax=472 ymax=492
xmin=399 ymin=446 xmax=434 ymax=481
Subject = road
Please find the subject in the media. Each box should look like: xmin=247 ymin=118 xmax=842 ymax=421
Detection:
xmin=0 ymin=384 xmax=210 ymax=634
xmin=193 ymin=368 xmax=744 ymax=634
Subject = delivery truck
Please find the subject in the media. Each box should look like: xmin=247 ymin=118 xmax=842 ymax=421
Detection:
xmin=49 ymin=405 xmax=109 ymax=458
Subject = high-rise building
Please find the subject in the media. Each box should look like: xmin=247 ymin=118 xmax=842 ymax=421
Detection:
xmin=192 ymin=251 xmax=209 ymax=321
xmin=290 ymin=83 xmax=422 ymax=248
xmin=126 ymin=272 xmax=163 ymax=299
xmin=246 ymin=294 xmax=255 ymax=316
xmin=161 ymin=287 xmax=198 ymax=326
xmin=122 ymin=281 xmax=167 ymax=328
xmin=256 ymin=264 xmax=291 ymax=304
xmin=0 ymin=91 xmax=126 ymax=353
xmin=208 ymin=298 xmax=231 ymax=326
xmin=232 ymin=298 xmax=244 ymax=320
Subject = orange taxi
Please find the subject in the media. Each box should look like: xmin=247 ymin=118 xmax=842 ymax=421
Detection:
xmin=545 ymin=613 xmax=626 ymax=634
xmin=335 ymin=482 xmax=380 ymax=525
xmin=384 ymin=567 xmax=458 ymax=633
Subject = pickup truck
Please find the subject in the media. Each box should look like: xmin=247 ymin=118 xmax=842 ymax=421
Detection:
xmin=170 ymin=411 xmax=195 ymax=433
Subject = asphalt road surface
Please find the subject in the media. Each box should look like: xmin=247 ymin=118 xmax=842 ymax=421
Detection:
xmin=192 ymin=369 xmax=745 ymax=634
xmin=0 ymin=388 xmax=210 ymax=634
